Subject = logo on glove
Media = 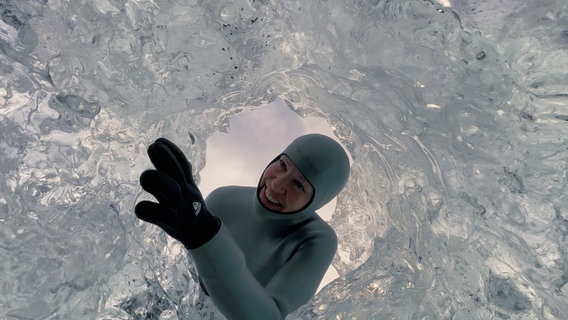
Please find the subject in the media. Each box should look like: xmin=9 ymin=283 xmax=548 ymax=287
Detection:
xmin=193 ymin=202 xmax=201 ymax=216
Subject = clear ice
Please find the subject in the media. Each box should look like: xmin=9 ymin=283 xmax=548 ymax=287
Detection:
xmin=1 ymin=0 xmax=567 ymax=319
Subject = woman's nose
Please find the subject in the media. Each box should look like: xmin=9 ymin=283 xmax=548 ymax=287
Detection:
xmin=271 ymin=173 xmax=289 ymax=193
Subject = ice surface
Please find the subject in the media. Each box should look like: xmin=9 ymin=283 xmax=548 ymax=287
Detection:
xmin=1 ymin=0 xmax=568 ymax=319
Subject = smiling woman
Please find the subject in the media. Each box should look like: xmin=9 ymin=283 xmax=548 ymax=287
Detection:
xmin=134 ymin=106 xmax=351 ymax=319
xmin=200 ymin=100 xmax=346 ymax=296
xmin=181 ymin=132 xmax=350 ymax=319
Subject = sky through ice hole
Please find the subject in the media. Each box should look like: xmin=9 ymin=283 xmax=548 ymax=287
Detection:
xmin=200 ymin=98 xmax=349 ymax=291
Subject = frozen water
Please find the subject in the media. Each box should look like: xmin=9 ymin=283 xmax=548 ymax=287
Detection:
xmin=1 ymin=0 xmax=568 ymax=319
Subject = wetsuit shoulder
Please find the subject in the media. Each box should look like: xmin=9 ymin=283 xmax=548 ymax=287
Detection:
xmin=205 ymin=186 xmax=253 ymax=207
xmin=297 ymin=214 xmax=338 ymax=249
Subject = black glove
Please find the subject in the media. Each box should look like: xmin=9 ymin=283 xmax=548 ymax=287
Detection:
xmin=135 ymin=138 xmax=220 ymax=249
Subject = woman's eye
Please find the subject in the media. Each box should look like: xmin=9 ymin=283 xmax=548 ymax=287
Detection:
xmin=296 ymin=182 xmax=305 ymax=192
xmin=279 ymin=159 xmax=286 ymax=170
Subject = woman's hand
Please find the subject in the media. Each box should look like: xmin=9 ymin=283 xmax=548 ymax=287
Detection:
xmin=135 ymin=138 xmax=220 ymax=249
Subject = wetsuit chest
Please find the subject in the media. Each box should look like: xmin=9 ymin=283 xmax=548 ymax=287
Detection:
xmin=205 ymin=186 xmax=314 ymax=286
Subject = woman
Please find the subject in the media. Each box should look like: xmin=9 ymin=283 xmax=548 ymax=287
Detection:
xmin=135 ymin=133 xmax=350 ymax=319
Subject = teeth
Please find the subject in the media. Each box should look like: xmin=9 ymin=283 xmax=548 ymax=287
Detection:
xmin=265 ymin=189 xmax=281 ymax=205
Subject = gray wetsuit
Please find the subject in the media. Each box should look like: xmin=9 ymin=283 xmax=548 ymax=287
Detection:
xmin=190 ymin=134 xmax=350 ymax=320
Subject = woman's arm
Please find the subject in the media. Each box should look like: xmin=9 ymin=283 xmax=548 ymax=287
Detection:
xmin=190 ymin=222 xmax=337 ymax=320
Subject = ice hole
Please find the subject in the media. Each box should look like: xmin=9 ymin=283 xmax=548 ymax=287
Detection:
xmin=200 ymin=98 xmax=347 ymax=291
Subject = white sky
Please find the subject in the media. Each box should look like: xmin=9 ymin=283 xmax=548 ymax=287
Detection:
xmin=199 ymin=98 xmax=342 ymax=292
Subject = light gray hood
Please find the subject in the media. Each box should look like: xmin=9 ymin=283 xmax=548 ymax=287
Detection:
xmin=256 ymin=133 xmax=350 ymax=215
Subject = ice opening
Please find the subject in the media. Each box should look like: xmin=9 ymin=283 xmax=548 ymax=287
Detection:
xmin=200 ymin=98 xmax=344 ymax=292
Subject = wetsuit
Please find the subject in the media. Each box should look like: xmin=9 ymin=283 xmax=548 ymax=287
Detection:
xmin=192 ymin=186 xmax=335 ymax=319
xmin=136 ymin=134 xmax=350 ymax=320
xmin=191 ymin=134 xmax=350 ymax=319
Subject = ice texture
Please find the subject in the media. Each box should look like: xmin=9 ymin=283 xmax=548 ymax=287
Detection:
xmin=1 ymin=0 xmax=567 ymax=319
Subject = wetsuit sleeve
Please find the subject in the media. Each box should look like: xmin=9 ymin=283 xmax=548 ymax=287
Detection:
xmin=189 ymin=222 xmax=337 ymax=320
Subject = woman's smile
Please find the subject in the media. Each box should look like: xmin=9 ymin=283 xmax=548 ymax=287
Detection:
xmin=258 ymin=155 xmax=314 ymax=213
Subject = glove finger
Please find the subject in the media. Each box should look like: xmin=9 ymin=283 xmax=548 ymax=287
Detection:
xmin=154 ymin=138 xmax=194 ymax=182
xmin=135 ymin=200 xmax=171 ymax=224
xmin=140 ymin=170 xmax=183 ymax=207
xmin=135 ymin=201 xmax=185 ymax=241
xmin=148 ymin=141 xmax=188 ymax=186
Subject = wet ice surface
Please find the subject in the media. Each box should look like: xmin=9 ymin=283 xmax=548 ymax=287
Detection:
xmin=1 ymin=0 xmax=568 ymax=319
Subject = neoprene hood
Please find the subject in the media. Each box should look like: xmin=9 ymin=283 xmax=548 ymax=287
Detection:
xmin=258 ymin=133 xmax=350 ymax=213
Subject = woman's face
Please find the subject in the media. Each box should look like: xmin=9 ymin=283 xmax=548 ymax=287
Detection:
xmin=258 ymin=155 xmax=314 ymax=213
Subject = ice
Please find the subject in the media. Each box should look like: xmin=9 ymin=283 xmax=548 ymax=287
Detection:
xmin=1 ymin=0 xmax=568 ymax=319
